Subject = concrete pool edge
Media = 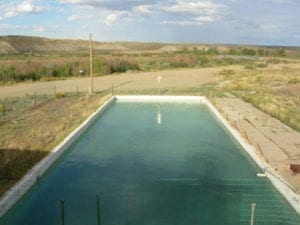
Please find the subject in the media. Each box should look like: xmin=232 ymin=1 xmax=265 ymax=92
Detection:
xmin=0 ymin=96 xmax=116 ymax=218
xmin=204 ymin=98 xmax=300 ymax=214
xmin=0 ymin=95 xmax=299 ymax=218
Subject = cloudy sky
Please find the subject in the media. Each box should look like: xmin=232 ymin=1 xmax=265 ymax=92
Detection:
xmin=0 ymin=0 xmax=299 ymax=46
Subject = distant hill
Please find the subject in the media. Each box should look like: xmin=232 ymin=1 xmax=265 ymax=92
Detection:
xmin=1 ymin=35 xmax=300 ymax=56
xmin=0 ymin=36 xmax=104 ymax=54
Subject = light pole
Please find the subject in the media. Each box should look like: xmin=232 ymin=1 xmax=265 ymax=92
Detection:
xmin=157 ymin=76 xmax=162 ymax=95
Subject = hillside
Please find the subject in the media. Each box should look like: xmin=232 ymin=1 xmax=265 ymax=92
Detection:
xmin=0 ymin=35 xmax=130 ymax=54
xmin=2 ymin=35 xmax=300 ymax=56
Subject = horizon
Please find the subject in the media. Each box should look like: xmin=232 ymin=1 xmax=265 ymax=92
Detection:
xmin=0 ymin=1 xmax=300 ymax=47
xmin=2 ymin=34 xmax=300 ymax=49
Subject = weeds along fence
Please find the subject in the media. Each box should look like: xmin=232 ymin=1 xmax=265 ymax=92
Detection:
xmin=0 ymin=178 xmax=299 ymax=225
xmin=0 ymin=84 xmax=113 ymax=120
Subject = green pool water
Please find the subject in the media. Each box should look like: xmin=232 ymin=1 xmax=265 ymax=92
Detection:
xmin=0 ymin=101 xmax=299 ymax=225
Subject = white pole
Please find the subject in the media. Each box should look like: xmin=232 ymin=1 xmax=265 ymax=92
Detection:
xmin=157 ymin=76 xmax=162 ymax=95
xmin=250 ymin=203 xmax=256 ymax=225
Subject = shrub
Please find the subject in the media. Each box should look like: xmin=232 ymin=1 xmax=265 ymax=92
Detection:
xmin=55 ymin=93 xmax=66 ymax=98
xmin=244 ymin=63 xmax=256 ymax=70
xmin=101 ymin=57 xmax=140 ymax=74
xmin=168 ymin=55 xmax=195 ymax=68
xmin=219 ymin=69 xmax=235 ymax=78
xmin=255 ymin=62 xmax=268 ymax=68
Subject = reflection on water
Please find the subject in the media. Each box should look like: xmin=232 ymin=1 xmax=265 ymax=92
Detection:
xmin=156 ymin=104 xmax=162 ymax=125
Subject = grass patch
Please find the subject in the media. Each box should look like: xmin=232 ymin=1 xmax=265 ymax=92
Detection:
xmin=0 ymin=149 xmax=48 ymax=196
xmin=0 ymin=92 xmax=112 ymax=197
xmin=218 ymin=66 xmax=300 ymax=131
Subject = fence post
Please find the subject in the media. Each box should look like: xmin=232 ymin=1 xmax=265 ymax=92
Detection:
xmin=2 ymin=102 xmax=5 ymax=118
xmin=34 ymin=91 xmax=37 ymax=106
xmin=60 ymin=199 xmax=65 ymax=225
xmin=96 ymin=195 xmax=101 ymax=225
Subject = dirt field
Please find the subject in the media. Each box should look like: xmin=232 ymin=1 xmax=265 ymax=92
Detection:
xmin=0 ymin=66 xmax=240 ymax=98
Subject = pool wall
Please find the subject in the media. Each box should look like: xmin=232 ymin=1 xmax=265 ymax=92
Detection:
xmin=0 ymin=95 xmax=299 ymax=218
xmin=0 ymin=96 xmax=115 ymax=218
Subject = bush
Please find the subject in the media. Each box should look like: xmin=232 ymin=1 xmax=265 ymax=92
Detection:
xmin=219 ymin=69 xmax=235 ymax=78
xmin=168 ymin=55 xmax=195 ymax=68
xmin=255 ymin=62 xmax=268 ymax=68
xmin=102 ymin=57 xmax=140 ymax=74
xmin=0 ymin=66 xmax=16 ymax=82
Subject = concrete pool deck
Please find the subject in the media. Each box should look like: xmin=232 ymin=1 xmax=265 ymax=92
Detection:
xmin=213 ymin=96 xmax=300 ymax=210
xmin=213 ymin=97 xmax=300 ymax=191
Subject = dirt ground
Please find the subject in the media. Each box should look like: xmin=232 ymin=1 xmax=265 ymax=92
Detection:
xmin=0 ymin=66 xmax=241 ymax=98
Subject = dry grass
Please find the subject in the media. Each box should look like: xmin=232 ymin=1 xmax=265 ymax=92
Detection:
xmin=0 ymin=92 xmax=111 ymax=196
xmin=218 ymin=64 xmax=300 ymax=131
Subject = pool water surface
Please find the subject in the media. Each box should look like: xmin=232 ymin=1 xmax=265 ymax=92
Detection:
xmin=0 ymin=101 xmax=299 ymax=225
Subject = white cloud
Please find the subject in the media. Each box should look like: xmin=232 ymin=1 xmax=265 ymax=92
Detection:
xmin=133 ymin=5 xmax=153 ymax=14
xmin=195 ymin=16 xmax=214 ymax=22
xmin=0 ymin=23 xmax=27 ymax=30
xmin=162 ymin=15 xmax=215 ymax=26
xmin=268 ymin=0 xmax=290 ymax=3
xmin=2 ymin=0 xmax=44 ymax=18
xmin=104 ymin=11 xmax=131 ymax=26
xmin=68 ymin=14 xmax=93 ymax=21
xmin=105 ymin=13 xmax=118 ymax=26
xmin=162 ymin=0 xmax=226 ymax=26
xmin=33 ymin=25 xmax=45 ymax=33
xmin=162 ymin=20 xmax=199 ymax=26
xmin=163 ymin=0 xmax=225 ymax=15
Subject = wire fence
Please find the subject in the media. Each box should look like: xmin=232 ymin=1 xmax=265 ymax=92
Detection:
xmin=0 ymin=84 xmax=114 ymax=120
xmin=0 ymin=178 xmax=299 ymax=225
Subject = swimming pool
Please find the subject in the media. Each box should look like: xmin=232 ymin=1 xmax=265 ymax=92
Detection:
xmin=0 ymin=97 xmax=299 ymax=225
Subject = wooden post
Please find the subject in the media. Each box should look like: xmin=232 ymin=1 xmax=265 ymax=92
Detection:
xmin=34 ymin=91 xmax=37 ymax=105
xmin=2 ymin=102 xmax=5 ymax=118
xmin=89 ymin=33 xmax=94 ymax=95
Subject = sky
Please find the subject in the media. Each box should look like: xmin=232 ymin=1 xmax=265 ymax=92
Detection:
xmin=0 ymin=0 xmax=300 ymax=46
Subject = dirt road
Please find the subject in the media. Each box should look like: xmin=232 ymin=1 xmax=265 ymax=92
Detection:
xmin=0 ymin=66 xmax=239 ymax=98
